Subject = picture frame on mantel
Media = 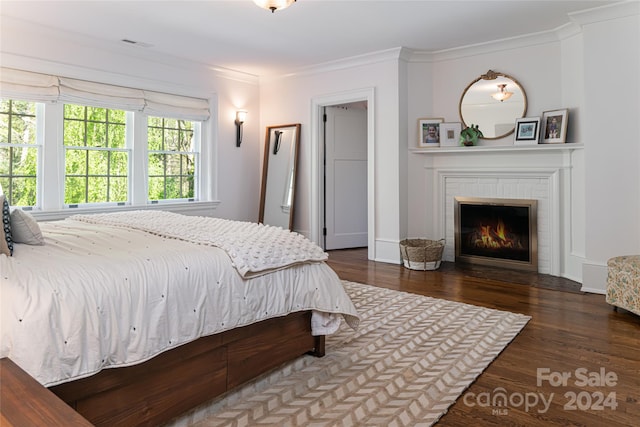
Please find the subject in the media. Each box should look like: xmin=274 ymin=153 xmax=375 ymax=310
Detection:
xmin=440 ymin=122 xmax=462 ymax=147
xmin=514 ymin=117 xmax=540 ymax=145
xmin=541 ymin=109 xmax=568 ymax=144
xmin=418 ymin=117 xmax=444 ymax=147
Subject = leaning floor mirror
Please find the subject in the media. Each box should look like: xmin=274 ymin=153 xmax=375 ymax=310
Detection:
xmin=259 ymin=123 xmax=301 ymax=230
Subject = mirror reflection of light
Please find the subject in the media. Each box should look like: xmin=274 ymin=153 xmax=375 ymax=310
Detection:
xmin=491 ymin=84 xmax=513 ymax=102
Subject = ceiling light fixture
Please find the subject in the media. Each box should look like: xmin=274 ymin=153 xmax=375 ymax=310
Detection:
xmin=491 ymin=84 xmax=513 ymax=102
xmin=253 ymin=0 xmax=296 ymax=13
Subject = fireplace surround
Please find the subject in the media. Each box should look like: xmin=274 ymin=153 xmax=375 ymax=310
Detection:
xmin=454 ymin=197 xmax=538 ymax=271
xmin=418 ymin=145 xmax=584 ymax=279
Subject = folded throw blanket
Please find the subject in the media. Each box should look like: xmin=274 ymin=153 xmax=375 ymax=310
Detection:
xmin=71 ymin=210 xmax=328 ymax=278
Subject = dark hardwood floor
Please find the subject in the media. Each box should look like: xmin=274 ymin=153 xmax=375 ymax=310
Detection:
xmin=326 ymin=248 xmax=640 ymax=427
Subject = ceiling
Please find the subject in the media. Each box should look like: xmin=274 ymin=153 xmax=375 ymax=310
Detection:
xmin=0 ymin=0 xmax=618 ymax=77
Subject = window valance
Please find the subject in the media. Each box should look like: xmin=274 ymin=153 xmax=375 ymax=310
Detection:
xmin=0 ymin=67 xmax=210 ymax=121
xmin=0 ymin=68 xmax=59 ymax=102
xmin=144 ymin=90 xmax=211 ymax=121
xmin=58 ymin=77 xmax=146 ymax=111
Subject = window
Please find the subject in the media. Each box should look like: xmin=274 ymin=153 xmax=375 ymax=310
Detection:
xmin=63 ymin=104 xmax=129 ymax=205
xmin=0 ymin=99 xmax=39 ymax=206
xmin=147 ymin=117 xmax=198 ymax=202
xmin=0 ymin=67 xmax=212 ymax=214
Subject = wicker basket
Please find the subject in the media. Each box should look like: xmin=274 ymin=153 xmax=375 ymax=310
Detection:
xmin=399 ymin=238 xmax=445 ymax=270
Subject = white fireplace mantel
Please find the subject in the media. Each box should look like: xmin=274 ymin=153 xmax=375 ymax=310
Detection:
xmin=412 ymin=143 xmax=584 ymax=280
xmin=410 ymin=143 xmax=583 ymax=155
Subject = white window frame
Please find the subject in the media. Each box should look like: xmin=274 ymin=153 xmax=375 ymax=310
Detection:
xmin=0 ymin=99 xmax=41 ymax=209
xmin=146 ymin=116 xmax=201 ymax=205
xmin=61 ymin=104 xmax=131 ymax=208
xmin=0 ymin=66 xmax=220 ymax=219
xmin=2 ymin=97 xmax=218 ymax=221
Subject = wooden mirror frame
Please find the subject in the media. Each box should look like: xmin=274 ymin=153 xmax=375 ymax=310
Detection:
xmin=258 ymin=124 xmax=301 ymax=230
xmin=459 ymin=70 xmax=528 ymax=140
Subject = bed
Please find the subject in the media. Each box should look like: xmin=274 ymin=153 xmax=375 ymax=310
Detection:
xmin=0 ymin=210 xmax=359 ymax=426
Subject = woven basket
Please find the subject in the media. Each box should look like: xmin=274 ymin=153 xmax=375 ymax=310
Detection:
xmin=399 ymin=238 xmax=445 ymax=270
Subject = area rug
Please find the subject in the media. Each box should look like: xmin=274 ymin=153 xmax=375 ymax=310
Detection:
xmin=171 ymin=281 xmax=530 ymax=427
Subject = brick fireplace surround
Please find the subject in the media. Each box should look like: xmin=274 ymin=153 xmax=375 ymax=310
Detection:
xmin=420 ymin=145 xmax=583 ymax=277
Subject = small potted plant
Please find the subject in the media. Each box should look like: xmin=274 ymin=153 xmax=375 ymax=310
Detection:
xmin=460 ymin=124 xmax=483 ymax=146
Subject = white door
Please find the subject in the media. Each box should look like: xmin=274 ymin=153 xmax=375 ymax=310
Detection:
xmin=324 ymin=105 xmax=368 ymax=250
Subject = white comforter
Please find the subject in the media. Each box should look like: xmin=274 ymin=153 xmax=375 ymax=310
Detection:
xmin=71 ymin=210 xmax=328 ymax=278
xmin=0 ymin=215 xmax=359 ymax=387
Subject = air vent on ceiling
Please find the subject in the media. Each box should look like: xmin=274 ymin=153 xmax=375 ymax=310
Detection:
xmin=121 ymin=39 xmax=153 ymax=48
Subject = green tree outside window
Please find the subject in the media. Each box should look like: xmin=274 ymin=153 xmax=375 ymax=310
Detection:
xmin=63 ymin=105 xmax=128 ymax=204
xmin=148 ymin=116 xmax=196 ymax=201
xmin=0 ymin=99 xmax=38 ymax=206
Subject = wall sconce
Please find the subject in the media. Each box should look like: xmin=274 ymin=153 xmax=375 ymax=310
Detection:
xmin=235 ymin=110 xmax=247 ymax=147
xmin=491 ymin=84 xmax=513 ymax=102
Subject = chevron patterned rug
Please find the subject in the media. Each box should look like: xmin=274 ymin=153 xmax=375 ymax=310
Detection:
xmin=172 ymin=281 xmax=530 ymax=427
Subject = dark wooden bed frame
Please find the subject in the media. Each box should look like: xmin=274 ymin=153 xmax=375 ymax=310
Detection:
xmin=49 ymin=311 xmax=325 ymax=426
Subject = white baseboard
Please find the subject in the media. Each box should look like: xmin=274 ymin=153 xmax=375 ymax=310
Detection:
xmin=581 ymin=262 xmax=608 ymax=294
xmin=580 ymin=286 xmax=606 ymax=295
xmin=374 ymin=238 xmax=402 ymax=264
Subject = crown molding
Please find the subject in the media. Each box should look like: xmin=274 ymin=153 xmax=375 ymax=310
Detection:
xmin=569 ymin=0 xmax=640 ymax=26
xmin=554 ymin=21 xmax=584 ymax=41
xmin=1 ymin=16 xmax=259 ymax=87
xmin=261 ymin=47 xmax=407 ymax=82
xmin=408 ymin=1 xmax=637 ymax=64
xmin=0 ymin=52 xmax=232 ymax=100
xmin=272 ymin=1 xmax=637 ymax=76
xmin=408 ymin=29 xmax=562 ymax=64
xmin=5 ymin=2 xmax=636 ymax=82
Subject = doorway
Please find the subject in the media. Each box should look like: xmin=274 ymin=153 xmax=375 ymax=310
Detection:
xmin=310 ymin=88 xmax=375 ymax=260
xmin=323 ymin=104 xmax=368 ymax=250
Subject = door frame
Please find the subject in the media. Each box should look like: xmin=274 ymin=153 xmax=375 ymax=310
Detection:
xmin=310 ymin=88 xmax=375 ymax=260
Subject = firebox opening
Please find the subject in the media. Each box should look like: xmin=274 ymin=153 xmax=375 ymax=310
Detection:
xmin=455 ymin=197 xmax=538 ymax=272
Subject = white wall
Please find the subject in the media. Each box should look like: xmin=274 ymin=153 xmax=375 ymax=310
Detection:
xmin=581 ymin=9 xmax=640 ymax=292
xmin=0 ymin=17 xmax=262 ymax=222
xmin=257 ymin=3 xmax=639 ymax=289
xmin=259 ymin=52 xmax=405 ymax=262
xmin=404 ymin=5 xmax=639 ymax=290
xmin=407 ymin=38 xmax=588 ymax=279
xmin=560 ymin=31 xmax=587 ymax=280
xmin=407 ymin=41 xmax=566 ymax=238
xmin=406 ymin=62 xmax=435 ymax=238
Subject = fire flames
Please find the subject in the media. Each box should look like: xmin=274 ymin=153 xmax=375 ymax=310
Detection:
xmin=473 ymin=220 xmax=523 ymax=249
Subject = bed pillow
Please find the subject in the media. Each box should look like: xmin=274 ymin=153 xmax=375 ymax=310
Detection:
xmin=11 ymin=209 xmax=45 ymax=246
xmin=1 ymin=195 xmax=13 ymax=256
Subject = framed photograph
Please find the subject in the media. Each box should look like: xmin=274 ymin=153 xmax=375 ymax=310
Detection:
xmin=513 ymin=117 xmax=540 ymax=145
xmin=439 ymin=122 xmax=462 ymax=147
xmin=541 ymin=109 xmax=568 ymax=144
xmin=418 ymin=117 xmax=444 ymax=147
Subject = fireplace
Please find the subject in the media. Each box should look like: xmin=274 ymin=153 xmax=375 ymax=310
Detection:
xmin=454 ymin=197 xmax=538 ymax=271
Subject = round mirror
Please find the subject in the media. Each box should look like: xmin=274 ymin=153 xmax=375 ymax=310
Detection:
xmin=459 ymin=70 xmax=527 ymax=140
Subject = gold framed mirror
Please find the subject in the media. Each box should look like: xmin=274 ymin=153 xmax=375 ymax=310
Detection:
xmin=259 ymin=123 xmax=301 ymax=230
xmin=459 ymin=70 xmax=527 ymax=140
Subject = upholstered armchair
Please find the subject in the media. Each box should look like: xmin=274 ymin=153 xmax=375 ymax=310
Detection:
xmin=606 ymin=255 xmax=640 ymax=316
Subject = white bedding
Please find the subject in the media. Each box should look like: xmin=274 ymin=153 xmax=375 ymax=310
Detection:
xmin=0 ymin=214 xmax=359 ymax=387
xmin=71 ymin=210 xmax=328 ymax=278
